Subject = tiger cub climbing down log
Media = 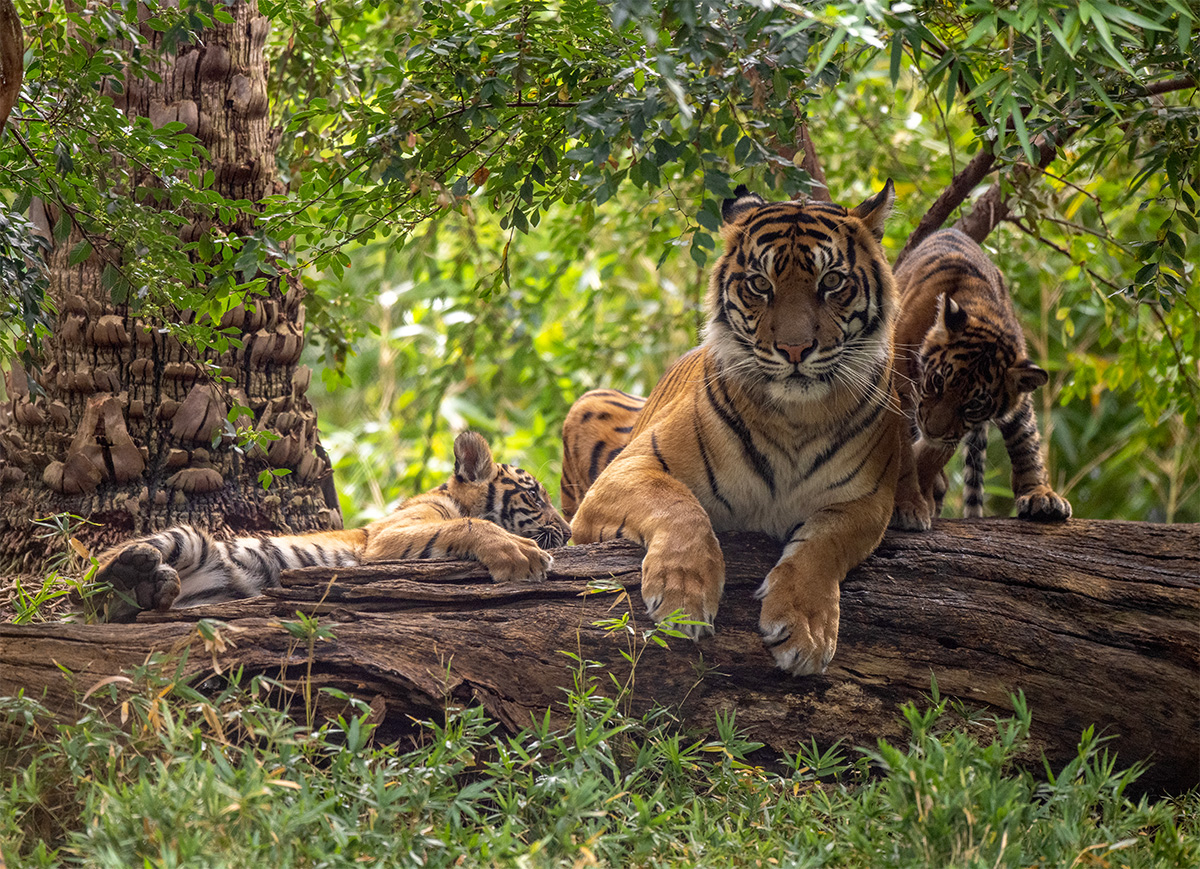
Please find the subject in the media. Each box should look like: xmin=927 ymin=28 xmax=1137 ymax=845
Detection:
xmin=891 ymin=229 xmax=1071 ymax=530
xmin=96 ymin=431 xmax=571 ymax=621
xmin=563 ymin=182 xmax=907 ymax=676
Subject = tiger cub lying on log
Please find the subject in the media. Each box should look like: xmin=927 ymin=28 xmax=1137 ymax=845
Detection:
xmin=891 ymin=229 xmax=1072 ymax=529
xmin=563 ymin=182 xmax=907 ymax=676
xmin=96 ymin=431 xmax=571 ymax=621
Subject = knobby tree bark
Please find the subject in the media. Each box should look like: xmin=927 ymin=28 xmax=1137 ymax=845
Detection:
xmin=1 ymin=520 xmax=1195 ymax=793
xmin=0 ymin=1 xmax=339 ymax=574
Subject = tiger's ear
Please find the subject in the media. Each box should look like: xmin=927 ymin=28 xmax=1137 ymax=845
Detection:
xmin=849 ymin=179 xmax=895 ymax=241
xmin=942 ymin=294 xmax=968 ymax=333
xmin=453 ymin=431 xmax=497 ymax=483
xmin=931 ymin=293 xmax=967 ymax=338
xmin=722 ymin=185 xmax=766 ymax=225
xmin=1007 ymin=359 xmax=1049 ymax=394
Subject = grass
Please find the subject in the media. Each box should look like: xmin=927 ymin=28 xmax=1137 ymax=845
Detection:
xmin=1 ymin=648 xmax=1196 ymax=868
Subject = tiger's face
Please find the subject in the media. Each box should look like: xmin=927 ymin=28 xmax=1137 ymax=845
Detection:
xmin=446 ymin=431 xmax=572 ymax=548
xmin=706 ymin=185 xmax=897 ymax=404
xmin=915 ymin=295 xmax=1048 ymax=445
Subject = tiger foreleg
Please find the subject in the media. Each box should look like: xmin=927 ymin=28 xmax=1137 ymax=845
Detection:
xmin=999 ymin=397 xmax=1072 ymax=522
xmin=571 ymin=457 xmax=724 ymax=638
xmin=758 ymin=488 xmax=894 ymax=676
xmin=892 ymin=435 xmax=955 ymax=531
xmin=890 ymin=425 xmax=934 ymax=531
xmin=362 ymin=518 xmax=552 ymax=581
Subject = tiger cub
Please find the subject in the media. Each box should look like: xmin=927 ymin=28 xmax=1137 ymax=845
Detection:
xmin=564 ymin=183 xmax=906 ymax=676
xmin=891 ymin=229 xmax=1071 ymax=528
xmin=96 ymin=431 xmax=571 ymax=621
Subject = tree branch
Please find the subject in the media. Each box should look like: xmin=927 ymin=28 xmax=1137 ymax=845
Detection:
xmin=907 ymin=78 xmax=1195 ymax=253
xmin=896 ymin=147 xmax=996 ymax=267
xmin=954 ymin=130 xmax=1066 ymax=243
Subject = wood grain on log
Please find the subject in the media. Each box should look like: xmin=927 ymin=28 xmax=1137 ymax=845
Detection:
xmin=1 ymin=520 xmax=1196 ymax=792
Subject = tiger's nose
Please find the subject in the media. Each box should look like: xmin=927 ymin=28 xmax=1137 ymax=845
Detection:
xmin=777 ymin=341 xmax=816 ymax=364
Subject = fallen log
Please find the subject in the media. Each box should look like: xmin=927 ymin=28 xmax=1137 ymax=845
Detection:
xmin=1 ymin=519 xmax=1196 ymax=792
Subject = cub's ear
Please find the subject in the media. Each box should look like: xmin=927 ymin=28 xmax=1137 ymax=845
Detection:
xmin=453 ymin=431 xmax=497 ymax=483
xmin=1007 ymin=359 xmax=1049 ymax=394
xmin=942 ymin=294 xmax=968 ymax=333
xmin=722 ymin=185 xmax=766 ymax=224
xmin=849 ymin=179 xmax=895 ymax=241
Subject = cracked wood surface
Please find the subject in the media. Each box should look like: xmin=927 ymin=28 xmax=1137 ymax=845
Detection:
xmin=1 ymin=519 xmax=1196 ymax=792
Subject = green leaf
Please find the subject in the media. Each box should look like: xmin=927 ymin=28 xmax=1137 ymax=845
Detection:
xmin=52 ymin=213 xmax=72 ymax=244
xmin=1088 ymin=13 xmax=1135 ymax=75
xmin=68 ymin=241 xmax=93 ymax=266
xmin=889 ymin=35 xmax=903 ymax=86
xmin=812 ymin=27 xmax=847 ymax=78
xmin=1011 ymin=102 xmax=1034 ymax=164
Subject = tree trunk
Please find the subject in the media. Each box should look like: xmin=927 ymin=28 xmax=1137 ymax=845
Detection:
xmin=0 ymin=1 xmax=339 ymax=574
xmin=0 ymin=0 xmax=20 ymax=133
xmin=1 ymin=519 xmax=1195 ymax=793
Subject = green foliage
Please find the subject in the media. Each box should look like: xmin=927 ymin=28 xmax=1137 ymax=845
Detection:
xmin=3 ymin=0 xmax=278 ymax=357
xmin=2 ymin=661 xmax=1197 ymax=867
xmin=0 ymin=207 xmax=50 ymax=362
xmin=7 ymin=514 xmax=105 ymax=623
xmin=2 ymin=0 xmax=1196 ymax=522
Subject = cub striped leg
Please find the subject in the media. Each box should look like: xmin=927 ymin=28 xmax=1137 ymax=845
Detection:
xmin=998 ymin=396 xmax=1072 ymax=522
xmin=96 ymin=526 xmax=366 ymax=620
xmin=891 ymin=424 xmax=934 ymax=531
xmin=911 ymin=437 xmax=958 ymax=523
xmin=962 ymin=423 xmax=989 ymax=518
xmin=362 ymin=517 xmax=552 ymax=581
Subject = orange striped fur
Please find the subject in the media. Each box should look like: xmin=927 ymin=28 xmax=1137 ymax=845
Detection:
xmin=891 ymin=229 xmax=1070 ymax=527
xmin=96 ymin=431 xmax=571 ymax=620
xmin=563 ymin=183 xmax=907 ymax=675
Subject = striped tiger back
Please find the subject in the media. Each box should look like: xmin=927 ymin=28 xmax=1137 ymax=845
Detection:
xmin=565 ymin=182 xmax=907 ymax=676
xmin=892 ymin=229 xmax=1071 ymax=524
xmin=559 ymin=389 xmax=645 ymax=520
xmin=96 ymin=431 xmax=571 ymax=621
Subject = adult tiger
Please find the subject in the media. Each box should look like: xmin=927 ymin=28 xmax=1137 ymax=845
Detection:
xmin=564 ymin=182 xmax=907 ymax=676
xmin=95 ymin=431 xmax=571 ymax=621
xmin=891 ymin=228 xmax=1071 ymax=527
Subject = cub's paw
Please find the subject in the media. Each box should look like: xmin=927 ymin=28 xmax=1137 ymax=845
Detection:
xmin=756 ymin=569 xmax=840 ymax=676
xmin=890 ymin=496 xmax=932 ymax=532
xmin=97 ymin=543 xmax=181 ymax=621
xmin=1016 ymin=487 xmax=1072 ymax=523
xmin=640 ymin=535 xmax=725 ymax=639
xmin=478 ymin=534 xmax=553 ymax=582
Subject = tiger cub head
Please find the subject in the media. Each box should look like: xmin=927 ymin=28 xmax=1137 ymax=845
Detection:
xmin=915 ymin=295 xmax=1048 ymax=445
xmin=705 ymin=182 xmax=898 ymax=405
xmin=445 ymin=431 xmax=572 ymax=547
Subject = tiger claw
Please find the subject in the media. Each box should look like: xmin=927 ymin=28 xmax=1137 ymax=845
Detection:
xmin=1016 ymin=489 xmax=1072 ymax=523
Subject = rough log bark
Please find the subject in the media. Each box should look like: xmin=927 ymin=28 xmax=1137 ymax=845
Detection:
xmin=1 ymin=520 xmax=1196 ymax=792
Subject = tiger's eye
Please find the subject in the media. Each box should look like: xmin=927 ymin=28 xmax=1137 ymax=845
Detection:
xmin=747 ymin=274 xmax=772 ymax=295
xmin=819 ymin=271 xmax=845 ymax=292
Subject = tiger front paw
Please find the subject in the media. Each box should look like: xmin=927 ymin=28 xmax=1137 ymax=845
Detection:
xmin=640 ymin=532 xmax=725 ymax=639
xmin=97 ymin=543 xmax=181 ymax=622
xmin=1015 ymin=486 xmax=1072 ymax=522
xmin=477 ymin=533 xmax=553 ymax=582
xmin=756 ymin=566 xmax=840 ymax=676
